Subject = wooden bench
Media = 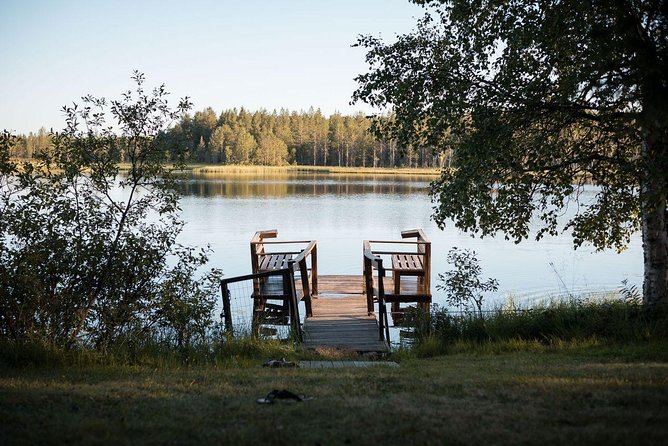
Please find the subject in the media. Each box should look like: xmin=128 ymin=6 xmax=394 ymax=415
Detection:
xmin=391 ymin=230 xmax=430 ymax=295
xmin=391 ymin=230 xmax=431 ymax=322
xmin=249 ymin=230 xmax=318 ymax=335
xmin=365 ymin=229 xmax=431 ymax=325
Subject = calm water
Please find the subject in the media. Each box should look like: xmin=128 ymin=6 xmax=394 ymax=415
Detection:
xmin=175 ymin=172 xmax=643 ymax=308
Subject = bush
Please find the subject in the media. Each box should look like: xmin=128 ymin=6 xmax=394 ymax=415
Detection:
xmin=0 ymin=73 xmax=221 ymax=351
xmin=437 ymin=247 xmax=498 ymax=318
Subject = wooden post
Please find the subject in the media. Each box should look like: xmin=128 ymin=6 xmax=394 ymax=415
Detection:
xmin=311 ymin=244 xmax=318 ymax=295
xmin=377 ymin=259 xmax=387 ymax=343
xmin=364 ymin=256 xmax=374 ymax=313
xmin=285 ymin=263 xmax=302 ymax=343
xmin=220 ymin=282 xmax=233 ymax=334
xmin=299 ymin=259 xmax=312 ymax=317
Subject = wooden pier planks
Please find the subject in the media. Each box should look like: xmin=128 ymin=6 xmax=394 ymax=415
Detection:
xmin=302 ymin=275 xmax=389 ymax=353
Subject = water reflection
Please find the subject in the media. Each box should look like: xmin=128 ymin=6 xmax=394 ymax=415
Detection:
xmin=176 ymin=173 xmax=434 ymax=197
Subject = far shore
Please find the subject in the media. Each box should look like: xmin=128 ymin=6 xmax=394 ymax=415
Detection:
xmin=120 ymin=163 xmax=442 ymax=176
xmin=9 ymin=158 xmax=441 ymax=176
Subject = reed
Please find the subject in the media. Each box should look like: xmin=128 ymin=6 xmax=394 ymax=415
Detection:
xmin=189 ymin=164 xmax=441 ymax=176
xmin=409 ymin=298 xmax=668 ymax=354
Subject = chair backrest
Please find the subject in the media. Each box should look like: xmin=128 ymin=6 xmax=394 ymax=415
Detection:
xmin=250 ymin=229 xmax=278 ymax=274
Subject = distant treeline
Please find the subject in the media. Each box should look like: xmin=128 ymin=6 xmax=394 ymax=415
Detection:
xmin=11 ymin=108 xmax=449 ymax=168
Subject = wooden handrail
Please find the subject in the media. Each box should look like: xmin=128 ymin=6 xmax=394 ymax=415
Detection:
xmin=251 ymin=240 xmax=313 ymax=245
xmin=363 ymin=241 xmax=390 ymax=346
xmin=289 ymin=240 xmax=318 ymax=316
xmin=291 ymin=240 xmax=317 ymax=264
xmin=366 ymin=240 xmax=430 ymax=245
xmin=221 ymin=268 xmax=287 ymax=284
xmin=282 ymin=267 xmax=302 ymax=342
xmin=250 ymin=229 xmax=278 ymax=243
xmin=376 ymin=259 xmax=389 ymax=345
xmin=371 ymin=251 xmax=426 ymax=256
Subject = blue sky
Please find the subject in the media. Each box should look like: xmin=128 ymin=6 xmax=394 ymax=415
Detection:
xmin=0 ymin=0 xmax=424 ymax=133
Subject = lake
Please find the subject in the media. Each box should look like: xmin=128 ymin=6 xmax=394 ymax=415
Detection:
xmin=175 ymin=172 xmax=643 ymax=309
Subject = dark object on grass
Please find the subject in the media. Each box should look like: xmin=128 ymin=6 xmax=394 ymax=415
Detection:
xmin=256 ymin=389 xmax=315 ymax=404
xmin=262 ymin=358 xmax=297 ymax=368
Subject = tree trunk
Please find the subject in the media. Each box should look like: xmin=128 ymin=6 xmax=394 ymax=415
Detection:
xmin=641 ymin=194 xmax=668 ymax=305
xmin=640 ymin=129 xmax=668 ymax=305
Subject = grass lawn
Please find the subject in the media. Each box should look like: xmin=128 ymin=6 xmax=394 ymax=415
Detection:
xmin=2 ymin=344 xmax=667 ymax=445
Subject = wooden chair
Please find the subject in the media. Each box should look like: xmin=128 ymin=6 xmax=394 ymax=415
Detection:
xmin=389 ymin=229 xmax=431 ymax=323
xmin=364 ymin=229 xmax=431 ymax=325
xmin=249 ymin=230 xmax=317 ymax=335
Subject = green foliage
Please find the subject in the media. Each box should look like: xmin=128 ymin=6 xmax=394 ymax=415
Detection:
xmin=354 ymin=1 xmax=668 ymax=304
xmin=437 ymin=247 xmax=498 ymax=317
xmin=0 ymin=72 xmax=221 ymax=351
xmin=155 ymin=246 xmax=223 ymax=350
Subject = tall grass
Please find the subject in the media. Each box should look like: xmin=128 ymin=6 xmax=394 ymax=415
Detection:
xmin=407 ymin=298 xmax=668 ymax=356
xmin=4 ymin=298 xmax=666 ymax=367
xmin=0 ymin=335 xmax=301 ymax=369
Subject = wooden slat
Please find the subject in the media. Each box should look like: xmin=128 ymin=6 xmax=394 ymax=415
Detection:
xmin=392 ymin=254 xmax=424 ymax=273
xmin=303 ymin=275 xmax=388 ymax=353
xmin=384 ymin=294 xmax=432 ymax=303
xmin=313 ymin=275 xmax=365 ymax=294
xmin=258 ymin=253 xmax=292 ymax=271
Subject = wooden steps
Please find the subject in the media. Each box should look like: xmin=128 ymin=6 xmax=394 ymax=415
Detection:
xmin=302 ymin=275 xmax=389 ymax=353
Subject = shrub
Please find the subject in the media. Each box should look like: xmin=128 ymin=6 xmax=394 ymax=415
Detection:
xmin=0 ymin=73 xmax=221 ymax=351
xmin=437 ymin=247 xmax=498 ymax=318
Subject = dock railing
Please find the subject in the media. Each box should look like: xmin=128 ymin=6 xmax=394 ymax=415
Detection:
xmin=288 ymin=240 xmax=318 ymax=317
xmin=363 ymin=240 xmax=390 ymax=344
xmin=221 ymin=268 xmax=302 ymax=342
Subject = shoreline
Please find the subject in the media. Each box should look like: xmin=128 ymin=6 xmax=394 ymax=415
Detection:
xmin=127 ymin=163 xmax=442 ymax=176
xmin=10 ymin=159 xmax=440 ymax=176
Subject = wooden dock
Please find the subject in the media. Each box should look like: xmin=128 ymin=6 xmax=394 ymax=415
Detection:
xmin=302 ymin=276 xmax=389 ymax=353
xmin=220 ymin=229 xmax=433 ymax=355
